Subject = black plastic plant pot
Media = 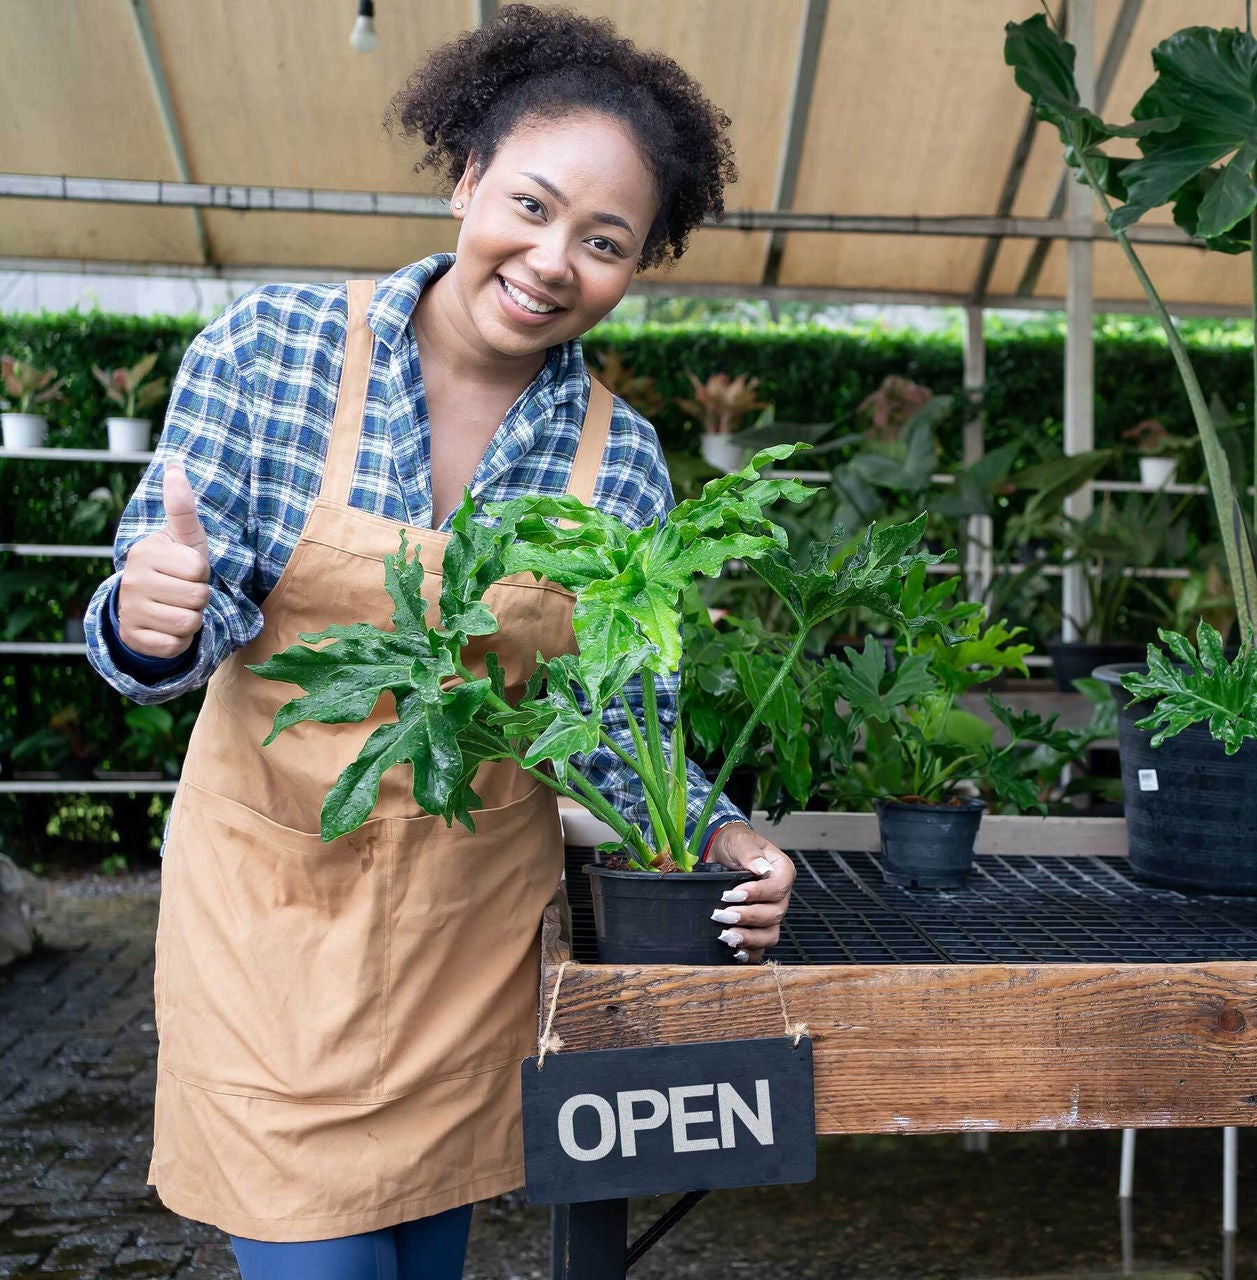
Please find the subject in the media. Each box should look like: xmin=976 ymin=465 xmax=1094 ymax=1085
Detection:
xmin=874 ymin=796 xmax=985 ymax=889
xmin=1047 ymin=641 xmax=1145 ymax=693
xmin=1095 ymin=665 xmax=1257 ymax=894
xmin=584 ymin=862 xmax=758 ymax=964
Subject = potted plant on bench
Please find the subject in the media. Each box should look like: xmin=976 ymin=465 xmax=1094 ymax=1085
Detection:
xmin=252 ymin=448 xmax=951 ymax=961
xmin=822 ymin=565 xmax=1079 ymax=886
xmin=1006 ymin=9 xmax=1257 ymax=891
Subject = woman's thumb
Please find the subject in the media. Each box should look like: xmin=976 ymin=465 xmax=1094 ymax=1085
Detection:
xmin=162 ymin=462 xmax=208 ymax=553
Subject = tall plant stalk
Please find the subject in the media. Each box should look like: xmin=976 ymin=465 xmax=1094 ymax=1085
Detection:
xmin=1069 ymin=142 xmax=1257 ymax=640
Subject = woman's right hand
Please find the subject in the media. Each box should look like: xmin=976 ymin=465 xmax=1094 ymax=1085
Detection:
xmin=117 ymin=462 xmax=212 ymax=659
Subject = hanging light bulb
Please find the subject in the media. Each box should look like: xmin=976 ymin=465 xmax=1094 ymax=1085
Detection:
xmin=350 ymin=0 xmax=378 ymax=53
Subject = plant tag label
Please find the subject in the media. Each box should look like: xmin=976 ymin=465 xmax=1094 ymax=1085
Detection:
xmin=1138 ymin=768 xmax=1159 ymax=792
xmin=520 ymin=1036 xmax=815 ymax=1204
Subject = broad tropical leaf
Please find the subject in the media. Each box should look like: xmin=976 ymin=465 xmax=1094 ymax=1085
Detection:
xmin=1122 ymin=621 xmax=1257 ymax=753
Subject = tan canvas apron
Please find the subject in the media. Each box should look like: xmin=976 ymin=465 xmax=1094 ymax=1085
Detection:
xmin=148 ymin=278 xmax=612 ymax=1242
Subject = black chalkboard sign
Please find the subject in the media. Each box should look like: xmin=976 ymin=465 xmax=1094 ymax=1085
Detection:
xmin=521 ymin=1037 xmax=815 ymax=1204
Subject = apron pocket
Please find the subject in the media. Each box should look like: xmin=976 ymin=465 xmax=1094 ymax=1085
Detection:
xmin=161 ymin=781 xmax=394 ymax=1103
xmin=380 ymin=782 xmax=564 ymax=1091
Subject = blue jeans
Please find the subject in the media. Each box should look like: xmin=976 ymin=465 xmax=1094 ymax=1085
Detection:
xmin=230 ymin=1204 xmax=474 ymax=1280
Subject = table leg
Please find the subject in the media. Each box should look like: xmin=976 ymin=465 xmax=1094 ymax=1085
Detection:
xmin=550 ymin=1199 xmax=627 ymax=1280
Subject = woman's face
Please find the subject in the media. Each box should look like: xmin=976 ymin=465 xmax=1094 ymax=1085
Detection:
xmin=446 ymin=111 xmax=658 ymax=361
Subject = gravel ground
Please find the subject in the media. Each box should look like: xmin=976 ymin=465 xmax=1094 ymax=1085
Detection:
xmin=0 ymin=867 xmax=1250 ymax=1279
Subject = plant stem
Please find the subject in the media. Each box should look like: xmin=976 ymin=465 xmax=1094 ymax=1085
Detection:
xmin=1072 ymin=140 xmax=1257 ymax=639
xmin=605 ymin=697 xmax=687 ymax=860
xmin=451 ymin=657 xmax=644 ymax=858
xmin=690 ymin=625 xmax=811 ymax=859
xmin=1252 ymin=204 xmax=1256 ymax=542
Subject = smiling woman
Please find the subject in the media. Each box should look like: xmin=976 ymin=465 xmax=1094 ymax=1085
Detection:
xmin=81 ymin=6 xmax=791 ymax=1278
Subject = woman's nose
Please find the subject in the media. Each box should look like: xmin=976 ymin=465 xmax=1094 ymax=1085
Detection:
xmin=525 ymin=231 xmax=574 ymax=286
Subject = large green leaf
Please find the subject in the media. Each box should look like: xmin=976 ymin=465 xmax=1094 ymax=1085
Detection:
xmin=828 ymin=638 xmax=936 ymax=724
xmin=1110 ymin=27 xmax=1257 ymax=238
xmin=319 ymin=677 xmax=492 ymax=839
xmin=1004 ymin=15 xmax=1177 ymax=158
xmin=438 ymin=494 xmax=507 ymax=645
xmin=1122 ymin=621 xmax=1257 ymax=753
xmin=253 ymin=627 xmax=431 ymax=744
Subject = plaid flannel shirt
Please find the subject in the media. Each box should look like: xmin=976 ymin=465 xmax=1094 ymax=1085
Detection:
xmin=83 ymin=254 xmax=744 ymax=847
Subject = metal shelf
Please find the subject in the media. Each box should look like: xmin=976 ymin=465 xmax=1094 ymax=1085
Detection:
xmin=0 ymin=778 xmax=178 ymax=793
xmin=0 ymin=447 xmax=154 ymax=463
xmin=0 ymin=543 xmax=113 ymax=557
xmin=0 ymin=642 xmax=87 ymax=655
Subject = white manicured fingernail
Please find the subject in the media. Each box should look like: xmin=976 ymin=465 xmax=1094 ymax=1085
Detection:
xmin=718 ymin=929 xmax=744 ymax=947
xmin=734 ymin=949 xmax=751 ymax=963
xmin=721 ymin=888 xmax=748 ymax=903
xmin=711 ymin=908 xmax=741 ymax=925
xmin=752 ymin=857 xmax=774 ymax=875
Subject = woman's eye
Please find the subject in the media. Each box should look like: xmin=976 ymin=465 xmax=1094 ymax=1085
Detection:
xmin=588 ymin=236 xmax=625 ymax=258
xmin=516 ymin=195 xmax=545 ymax=216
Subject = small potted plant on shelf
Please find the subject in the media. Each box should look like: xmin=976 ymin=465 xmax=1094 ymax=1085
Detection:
xmin=1006 ymin=9 xmax=1257 ymax=891
xmin=825 ymin=566 xmax=1072 ymax=887
xmin=92 ymin=353 xmax=169 ymax=453
xmin=676 ymin=370 xmax=768 ymax=474
xmin=253 ymin=448 xmax=951 ymax=961
xmin=1 ymin=356 xmax=65 ymax=448
xmin=1121 ymin=418 xmax=1196 ymax=489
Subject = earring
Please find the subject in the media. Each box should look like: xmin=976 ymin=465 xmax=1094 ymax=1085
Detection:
xmin=453 ymin=199 xmax=464 ymax=210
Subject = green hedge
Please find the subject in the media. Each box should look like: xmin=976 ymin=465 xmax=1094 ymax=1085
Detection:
xmin=0 ymin=306 xmax=1251 ymax=865
xmin=585 ymin=313 xmax=1253 ymax=463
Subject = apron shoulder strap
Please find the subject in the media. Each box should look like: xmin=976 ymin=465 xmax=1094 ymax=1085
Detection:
xmin=565 ymin=375 xmax=613 ymax=507
xmin=319 ymin=279 xmax=378 ymax=505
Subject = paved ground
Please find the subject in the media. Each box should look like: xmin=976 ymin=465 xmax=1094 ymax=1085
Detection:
xmin=0 ymin=869 xmax=1252 ymax=1279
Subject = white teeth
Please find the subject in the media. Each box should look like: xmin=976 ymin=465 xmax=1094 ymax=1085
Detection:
xmin=501 ymin=277 xmax=558 ymax=314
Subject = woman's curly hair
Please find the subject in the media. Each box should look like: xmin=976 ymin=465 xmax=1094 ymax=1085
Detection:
xmin=385 ymin=4 xmax=737 ymax=271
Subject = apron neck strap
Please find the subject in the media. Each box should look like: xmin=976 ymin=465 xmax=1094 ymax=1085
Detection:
xmin=322 ymin=283 xmax=613 ymax=512
xmin=320 ymin=278 xmax=378 ymax=506
xmin=566 ymin=376 xmax=612 ymax=507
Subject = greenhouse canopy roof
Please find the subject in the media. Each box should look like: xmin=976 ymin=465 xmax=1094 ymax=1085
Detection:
xmin=0 ymin=0 xmax=1248 ymax=314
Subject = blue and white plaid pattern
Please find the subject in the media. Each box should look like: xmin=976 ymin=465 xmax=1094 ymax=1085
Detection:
xmin=84 ymin=254 xmax=742 ymax=844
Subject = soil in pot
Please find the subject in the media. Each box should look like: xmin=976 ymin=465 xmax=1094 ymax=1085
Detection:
xmin=875 ymin=796 xmax=985 ymax=889
xmin=1096 ymin=664 xmax=1257 ymax=894
xmin=585 ymin=860 xmax=757 ymax=964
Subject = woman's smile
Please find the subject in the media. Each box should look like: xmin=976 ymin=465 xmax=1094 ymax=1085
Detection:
xmin=496 ymin=273 xmax=564 ymax=321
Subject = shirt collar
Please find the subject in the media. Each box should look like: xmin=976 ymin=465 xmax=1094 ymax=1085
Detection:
xmin=365 ymin=254 xmax=453 ymax=351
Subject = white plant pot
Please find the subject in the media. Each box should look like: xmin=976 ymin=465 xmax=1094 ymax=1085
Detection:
xmin=700 ymin=433 xmax=745 ymax=473
xmin=106 ymin=416 xmax=153 ymax=453
xmin=1 ymin=412 xmax=49 ymax=449
xmin=1138 ymin=455 xmax=1177 ymax=488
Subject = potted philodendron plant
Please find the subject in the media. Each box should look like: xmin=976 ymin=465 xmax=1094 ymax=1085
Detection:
xmin=1122 ymin=417 xmax=1196 ymax=489
xmin=825 ymin=566 xmax=1076 ymax=887
xmin=92 ymin=353 xmax=169 ymax=453
xmin=676 ymin=371 xmax=767 ymax=474
xmin=252 ymin=448 xmax=950 ymax=962
xmin=1 ymin=356 xmax=65 ymax=448
xmin=1007 ymin=9 xmax=1257 ymax=891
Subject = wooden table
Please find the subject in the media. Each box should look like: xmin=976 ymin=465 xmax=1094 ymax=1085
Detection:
xmin=542 ymin=813 xmax=1257 ymax=1278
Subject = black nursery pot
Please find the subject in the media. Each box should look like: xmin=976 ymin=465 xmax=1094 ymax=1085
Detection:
xmin=875 ymin=796 xmax=985 ymax=889
xmin=584 ymin=862 xmax=757 ymax=964
xmin=1095 ymin=664 xmax=1257 ymax=894
xmin=1047 ymin=640 xmax=1145 ymax=693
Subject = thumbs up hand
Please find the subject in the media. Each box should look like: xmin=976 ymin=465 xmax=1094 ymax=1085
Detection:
xmin=117 ymin=462 xmax=212 ymax=659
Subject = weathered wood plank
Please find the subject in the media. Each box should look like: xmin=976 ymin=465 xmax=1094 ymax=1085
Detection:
xmin=538 ymin=960 xmax=1257 ymax=1134
xmin=558 ymin=807 xmax=1128 ymax=857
